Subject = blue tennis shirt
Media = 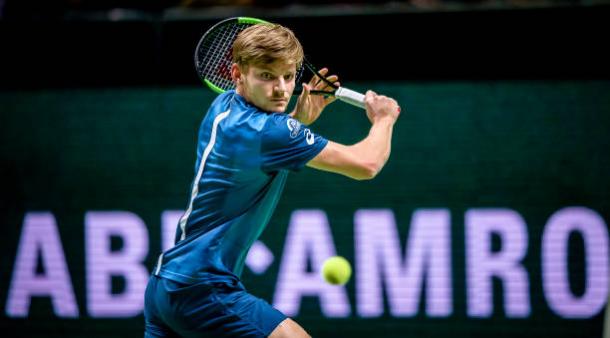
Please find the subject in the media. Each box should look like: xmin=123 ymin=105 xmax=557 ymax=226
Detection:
xmin=155 ymin=90 xmax=328 ymax=285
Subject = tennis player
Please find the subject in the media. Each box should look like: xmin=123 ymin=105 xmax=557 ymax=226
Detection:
xmin=144 ymin=22 xmax=400 ymax=338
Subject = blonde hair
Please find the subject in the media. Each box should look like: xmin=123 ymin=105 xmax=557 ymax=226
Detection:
xmin=232 ymin=23 xmax=304 ymax=68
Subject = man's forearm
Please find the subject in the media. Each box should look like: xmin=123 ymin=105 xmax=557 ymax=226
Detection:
xmin=351 ymin=117 xmax=395 ymax=176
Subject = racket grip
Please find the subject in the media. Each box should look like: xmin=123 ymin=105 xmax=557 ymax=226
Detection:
xmin=335 ymin=87 xmax=366 ymax=110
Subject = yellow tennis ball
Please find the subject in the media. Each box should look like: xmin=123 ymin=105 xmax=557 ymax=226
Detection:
xmin=321 ymin=256 xmax=352 ymax=285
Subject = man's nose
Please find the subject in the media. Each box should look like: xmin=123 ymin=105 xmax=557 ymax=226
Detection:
xmin=275 ymin=78 xmax=287 ymax=93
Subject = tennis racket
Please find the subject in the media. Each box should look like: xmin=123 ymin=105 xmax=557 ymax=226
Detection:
xmin=194 ymin=16 xmax=366 ymax=109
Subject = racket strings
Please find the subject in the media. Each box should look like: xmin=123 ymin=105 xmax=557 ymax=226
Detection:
xmin=198 ymin=22 xmax=249 ymax=92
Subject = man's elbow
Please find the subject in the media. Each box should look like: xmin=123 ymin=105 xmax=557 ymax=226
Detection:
xmin=354 ymin=161 xmax=382 ymax=180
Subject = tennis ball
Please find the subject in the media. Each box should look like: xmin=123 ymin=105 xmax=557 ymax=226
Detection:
xmin=321 ymin=256 xmax=352 ymax=285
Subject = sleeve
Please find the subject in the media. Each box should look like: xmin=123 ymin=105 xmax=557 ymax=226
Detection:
xmin=260 ymin=114 xmax=328 ymax=172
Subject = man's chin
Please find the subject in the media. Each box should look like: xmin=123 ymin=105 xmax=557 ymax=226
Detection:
xmin=268 ymin=102 xmax=288 ymax=112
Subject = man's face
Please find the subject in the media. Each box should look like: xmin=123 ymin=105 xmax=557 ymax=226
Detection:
xmin=234 ymin=60 xmax=297 ymax=113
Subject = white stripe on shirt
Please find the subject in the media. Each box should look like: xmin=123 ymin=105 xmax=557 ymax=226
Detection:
xmin=178 ymin=110 xmax=230 ymax=242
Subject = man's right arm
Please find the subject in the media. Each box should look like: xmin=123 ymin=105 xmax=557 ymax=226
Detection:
xmin=306 ymin=91 xmax=400 ymax=180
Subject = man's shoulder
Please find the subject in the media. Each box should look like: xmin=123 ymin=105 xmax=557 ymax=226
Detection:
xmin=210 ymin=90 xmax=235 ymax=111
xmin=262 ymin=113 xmax=297 ymax=131
xmin=260 ymin=114 xmax=311 ymax=149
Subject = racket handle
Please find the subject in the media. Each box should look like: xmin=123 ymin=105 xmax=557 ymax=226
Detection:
xmin=335 ymin=87 xmax=366 ymax=110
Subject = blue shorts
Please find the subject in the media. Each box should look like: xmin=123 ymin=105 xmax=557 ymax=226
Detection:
xmin=144 ymin=275 xmax=287 ymax=338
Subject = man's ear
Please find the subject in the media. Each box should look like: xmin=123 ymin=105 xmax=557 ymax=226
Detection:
xmin=231 ymin=63 xmax=242 ymax=84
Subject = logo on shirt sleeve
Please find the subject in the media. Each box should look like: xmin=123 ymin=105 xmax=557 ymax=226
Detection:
xmin=286 ymin=118 xmax=302 ymax=138
xmin=304 ymin=129 xmax=314 ymax=145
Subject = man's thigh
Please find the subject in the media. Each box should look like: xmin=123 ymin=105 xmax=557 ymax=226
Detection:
xmin=149 ymin=276 xmax=287 ymax=338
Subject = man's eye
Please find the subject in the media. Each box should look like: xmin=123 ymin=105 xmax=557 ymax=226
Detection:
xmin=284 ymin=74 xmax=294 ymax=81
xmin=261 ymin=73 xmax=273 ymax=80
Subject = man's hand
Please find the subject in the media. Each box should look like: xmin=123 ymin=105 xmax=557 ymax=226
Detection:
xmin=364 ymin=90 xmax=401 ymax=125
xmin=290 ymin=68 xmax=339 ymax=125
